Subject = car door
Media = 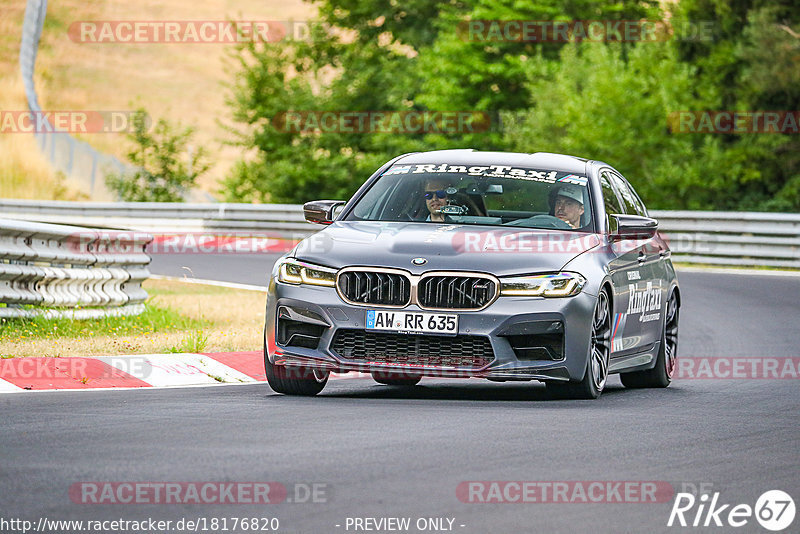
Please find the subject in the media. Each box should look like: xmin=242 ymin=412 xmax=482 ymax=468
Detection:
xmin=598 ymin=169 xmax=645 ymax=356
xmin=606 ymin=170 xmax=663 ymax=351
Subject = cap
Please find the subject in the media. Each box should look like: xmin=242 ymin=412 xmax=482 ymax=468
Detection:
xmin=556 ymin=185 xmax=584 ymax=205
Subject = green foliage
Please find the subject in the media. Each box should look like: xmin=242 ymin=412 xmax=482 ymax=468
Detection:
xmin=667 ymin=0 xmax=800 ymax=211
xmin=165 ymin=329 xmax=210 ymax=353
xmin=415 ymin=0 xmax=661 ymax=114
xmin=224 ymin=0 xmax=799 ymax=211
xmin=106 ymin=109 xmax=210 ymax=202
xmin=504 ymin=42 xmax=729 ymax=209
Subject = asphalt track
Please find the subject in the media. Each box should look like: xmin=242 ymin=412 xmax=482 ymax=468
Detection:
xmin=1 ymin=253 xmax=798 ymax=534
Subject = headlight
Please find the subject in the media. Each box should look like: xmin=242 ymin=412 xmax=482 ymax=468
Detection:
xmin=500 ymin=272 xmax=586 ymax=297
xmin=277 ymin=258 xmax=337 ymax=287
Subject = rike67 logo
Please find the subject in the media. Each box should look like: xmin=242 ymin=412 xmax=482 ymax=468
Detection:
xmin=668 ymin=490 xmax=795 ymax=531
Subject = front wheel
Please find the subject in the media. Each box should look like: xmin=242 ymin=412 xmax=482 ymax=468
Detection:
xmin=621 ymin=291 xmax=679 ymax=389
xmin=547 ymin=290 xmax=611 ymax=400
xmin=264 ymin=347 xmax=328 ymax=396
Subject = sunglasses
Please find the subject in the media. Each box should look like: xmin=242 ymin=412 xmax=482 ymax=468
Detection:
xmin=423 ymin=190 xmax=448 ymax=200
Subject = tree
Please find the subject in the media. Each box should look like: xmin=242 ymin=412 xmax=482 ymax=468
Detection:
xmin=669 ymin=0 xmax=800 ymax=211
xmin=415 ymin=0 xmax=661 ymax=114
xmin=224 ymin=0 xmax=798 ymax=211
xmin=106 ymin=109 xmax=209 ymax=202
xmin=222 ymin=5 xmax=463 ymax=204
xmin=503 ymin=42 xmax=740 ymax=210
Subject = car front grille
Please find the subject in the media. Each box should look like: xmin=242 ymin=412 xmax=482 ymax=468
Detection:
xmin=331 ymin=330 xmax=494 ymax=369
xmin=337 ymin=269 xmax=497 ymax=310
xmin=417 ymin=275 xmax=497 ymax=310
xmin=337 ymin=270 xmax=411 ymax=306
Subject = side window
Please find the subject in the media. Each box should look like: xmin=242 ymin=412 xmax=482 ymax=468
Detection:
xmin=608 ymin=171 xmax=645 ymax=216
xmin=599 ymin=171 xmax=624 ymax=215
xmin=629 ymin=187 xmax=649 ymax=217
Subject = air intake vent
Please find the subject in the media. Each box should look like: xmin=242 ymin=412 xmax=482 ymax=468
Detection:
xmin=331 ymin=330 xmax=494 ymax=369
xmin=277 ymin=318 xmax=326 ymax=349
xmin=505 ymin=333 xmax=564 ymax=361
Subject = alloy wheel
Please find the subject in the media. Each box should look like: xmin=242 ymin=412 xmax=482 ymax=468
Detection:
xmin=664 ymin=294 xmax=679 ymax=377
xmin=590 ymin=291 xmax=612 ymax=391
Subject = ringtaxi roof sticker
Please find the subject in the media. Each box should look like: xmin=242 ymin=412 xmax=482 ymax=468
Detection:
xmin=383 ymin=164 xmax=588 ymax=185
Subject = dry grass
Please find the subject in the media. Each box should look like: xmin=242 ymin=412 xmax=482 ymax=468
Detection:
xmin=0 ymin=64 xmax=88 ymax=199
xmin=145 ymin=278 xmax=267 ymax=353
xmin=0 ymin=1 xmax=80 ymax=199
xmin=0 ymin=278 xmax=266 ymax=357
xmin=0 ymin=0 xmax=314 ymax=199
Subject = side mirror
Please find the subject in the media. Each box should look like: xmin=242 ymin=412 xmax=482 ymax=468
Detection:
xmin=303 ymin=200 xmax=345 ymax=225
xmin=608 ymin=214 xmax=658 ymax=241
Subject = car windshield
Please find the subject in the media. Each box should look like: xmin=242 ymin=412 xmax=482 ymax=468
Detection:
xmin=345 ymin=163 xmax=593 ymax=231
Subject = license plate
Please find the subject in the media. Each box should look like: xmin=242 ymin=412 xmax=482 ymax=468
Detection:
xmin=366 ymin=310 xmax=458 ymax=335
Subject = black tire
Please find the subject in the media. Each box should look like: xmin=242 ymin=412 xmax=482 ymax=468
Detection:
xmin=264 ymin=343 xmax=328 ymax=396
xmin=372 ymin=371 xmax=422 ymax=387
xmin=621 ymin=291 xmax=679 ymax=389
xmin=546 ymin=290 xmax=612 ymax=400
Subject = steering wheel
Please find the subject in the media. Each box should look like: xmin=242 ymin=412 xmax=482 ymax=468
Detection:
xmin=531 ymin=214 xmax=573 ymax=229
xmin=505 ymin=214 xmax=573 ymax=230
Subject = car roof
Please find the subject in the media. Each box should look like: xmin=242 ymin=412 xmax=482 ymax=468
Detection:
xmin=394 ymin=149 xmax=590 ymax=174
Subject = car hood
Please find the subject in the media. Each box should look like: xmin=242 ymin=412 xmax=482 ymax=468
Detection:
xmin=293 ymin=221 xmax=601 ymax=276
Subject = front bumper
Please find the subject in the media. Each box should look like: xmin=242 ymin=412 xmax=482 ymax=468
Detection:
xmin=265 ymin=279 xmax=597 ymax=382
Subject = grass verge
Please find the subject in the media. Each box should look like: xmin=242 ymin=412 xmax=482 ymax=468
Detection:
xmin=0 ymin=304 xmax=204 ymax=343
xmin=0 ymin=278 xmax=265 ymax=357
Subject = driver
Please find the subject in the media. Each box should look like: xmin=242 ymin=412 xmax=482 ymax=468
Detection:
xmin=423 ymin=178 xmax=452 ymax=222
xmin=553 ymin=185 xmax=585 ymax=229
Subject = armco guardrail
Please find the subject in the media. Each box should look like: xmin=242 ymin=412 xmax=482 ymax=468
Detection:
xmin=0 ymin=218 xmax=152 ymax=318
xmin=0 ymin=200 xmax=317 ymax=234
xmin=649 ymin=210 xmax=800 ymax=269
xmin=0 ymin=201 xmax=797 ymax=268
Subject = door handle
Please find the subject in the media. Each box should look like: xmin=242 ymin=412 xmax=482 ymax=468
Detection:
xmin=637 ymin=252 xmax=647 ymax=263
xmin=659 ymin=249 xmax=670 ymax=258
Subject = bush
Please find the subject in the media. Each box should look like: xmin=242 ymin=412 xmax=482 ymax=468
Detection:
xmin=106 ymin=109 xmax=209 ymax=202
